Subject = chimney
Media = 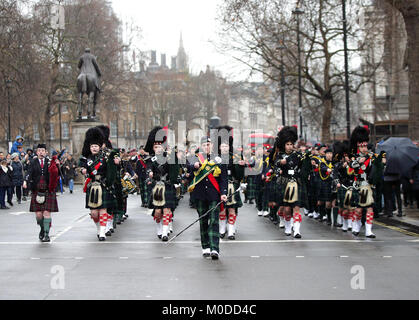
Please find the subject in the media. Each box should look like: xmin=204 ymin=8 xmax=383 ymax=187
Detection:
xmin=171 ymin=56 xmax=177 ymax=70
xmin=161 ymin=53 xmax=167 ymax=68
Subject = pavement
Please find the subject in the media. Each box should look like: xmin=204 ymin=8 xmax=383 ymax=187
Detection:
xmin=0 ymin=187 xmax=418 ymax=300
xmin=377 ymin=206 xmax=419 ymax=235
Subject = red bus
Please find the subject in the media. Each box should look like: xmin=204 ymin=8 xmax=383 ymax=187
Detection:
xmin=248 ymin=133 xmax=275 ymax=151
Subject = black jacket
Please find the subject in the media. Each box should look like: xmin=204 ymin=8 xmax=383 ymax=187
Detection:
xmin=27 ymin=157 xmax=50 ymax=192
xmin=0 ymin=166 xmax=13 ymax=188
xmin=11 ymin=161 xmax=24 ymax=186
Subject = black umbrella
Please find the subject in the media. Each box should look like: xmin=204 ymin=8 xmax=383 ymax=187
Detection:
xmin=376 ymin=137 xmax=419 ymax=175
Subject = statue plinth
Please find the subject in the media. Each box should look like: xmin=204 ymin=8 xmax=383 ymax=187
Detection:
xmin=74 ymin=116 xmax=100 ymax=123
xmin=71 ymin=120 xmax=104 ymax=185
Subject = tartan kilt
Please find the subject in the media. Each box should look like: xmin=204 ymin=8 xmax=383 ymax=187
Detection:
xmin=307 ymin=177 xmax=320 ymax=202
xmin=225 ymin=182 xmax=243 ymax=209
xmin=85 ymin=185 xmax=116 ymax=210
xmin=268 ymin=179 xmax=284 ymax=206
xmin=246 ymin=176 xmax=258 ymax=200
xmin=30 ymin=191 xmax=58 ymax=212
xmin=149 ymin=183 xmax=177 ymax=210
xmin=337 ymin=187 xmax=359 ymax=209
xmin=318 ymin=179 xmax=333 ymax=202
xmin=280 ymin=179 xmax=307 ymax=208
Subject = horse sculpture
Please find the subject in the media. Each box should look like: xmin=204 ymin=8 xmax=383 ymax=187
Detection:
xmin=77 ymin=48 xmax=102 ymax=120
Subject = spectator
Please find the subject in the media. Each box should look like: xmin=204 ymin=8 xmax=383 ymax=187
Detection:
xmin=11 ymin=153 xmax=24 ymax=204
xmin=410 ymin=161 xmax=419 ymax=209
xmin=26 ymin=148 xmax=34 ymax=159
xmin=0 ymin=159 xmax=13 ymax=209
xmin=10 ymin=135 xmax=24 ymax=154
xmin=22 ymin=153 xmax=32 ymax=201
xmin=62 ymin=153 xmax=77 ymax=194
xmin=383 ymin=168 xmax=403 ymax=217
xmin=17 ymin=145 xmax=25 ymax=159
xmin=0 ymin=152 xmax=4 ymax=162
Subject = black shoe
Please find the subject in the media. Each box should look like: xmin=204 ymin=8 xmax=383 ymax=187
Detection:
xmin=249 ymin=200 xmax=254 ymax=204
xmin=294 ymin=233 xmax=301 ymax=239
xmin=220 ymin=233 xmax=225 ymax=239
xmin=228 ymin=235 xmax=235 ymax=240
xmin=39 ymin=229 xmax=45 ymax=240
xmin=110 ymin=228 xmax=115 ymax=233
xmin=105 ymin=231 xmax=112 ymax=236
xmin=22 ymin=196 xmax=27 ymax=201
xmin=70 ymin=190 xmax=73 ymax=194
xmin=162 ymin=235 xmax=168 ymax=242
xmin=366 ymin=234 xmax=376 ymax=238
xmin=0 ymin=206 xmax=9 ymax=209
xmin=211 ymin=251 xmax=219 ymax=260
xmin=397 ymin=213 xmax=403 ymax=217
xmin=158 ymin=234 xmax=162 ymax=239
xmin=17 ymin=200 xmax=21 ymax=204
xmin=98 ymin=236 xmax=106 ymax=241
xmin=7 ymin=201 xmax=13 ymax=207
xmin=352 ymin=232 xmax=359 ymax=236
xmin=42 ymin=235 xmax=50 ymax=242
xmin=285 ymin=232 xmax=291 ymax=236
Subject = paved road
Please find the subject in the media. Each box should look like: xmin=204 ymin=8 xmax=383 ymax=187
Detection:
xmin=0 ymin=187 xmax=418 ymax=300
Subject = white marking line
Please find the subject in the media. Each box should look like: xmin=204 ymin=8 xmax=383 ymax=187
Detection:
xmin=119 ymin=257 xmax=129 ymax=260
xmin=340 ymin=256 xmax=349 ymax=258
xmin=163 ymin=257 xmax=173 ymax=259
xmin=251 ymin=256 xmax=260 ymax=258
xmin=9 ymin=211 xmax=29 ymax=216
xmin=296 ymin=256 xmax=305 ymax=258
xmin=50 ymin=226 xmax=73 ymax=242
xmin=0 ymin=239 xmax=387 ymax=245
xmin=383 ymin=256 xmax=392 ymax=258
xmin=74 ymin=257 xmax=84 ymax=260
xmin=30 ymin=257 xmax=40 ymax=260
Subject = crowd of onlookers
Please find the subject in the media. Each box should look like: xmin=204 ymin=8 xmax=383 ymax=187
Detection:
xmin=0 ymin=136 xmax=77 ymax=209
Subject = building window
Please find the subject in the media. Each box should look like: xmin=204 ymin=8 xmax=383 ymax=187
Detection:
xmin=33 ymin=124 xmax=40 ymax=141
xmin=110 ymin=121 xmax=118 ymax=138
xmin=62 ymin=105 xmax=68 ymax=114
xmin=62 ymin=122 xmax=69 ymax=139
xmin=50 ymin=123 xmax=55 ymax=140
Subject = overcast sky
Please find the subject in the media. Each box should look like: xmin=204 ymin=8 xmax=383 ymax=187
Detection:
xmin=110 ymin=0 xmax=257 ymax=81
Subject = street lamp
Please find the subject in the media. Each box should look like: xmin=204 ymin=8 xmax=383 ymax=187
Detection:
xmin=331 ymin=119 xmax=338 ymax=142
xmin=5 ymin=79 xmax=12 ymax=152
xmin=134 ymin=110 xmax=137 ymax=148
xmin=276 ymin=39 xmax=287 ymax=127
xmin=56 ymin=93 xmax=62 ymax=150
xmin=292 ymin=1 xmax=304 ymax=141
xmin=342 ymin=0 xmax=351 ymax=139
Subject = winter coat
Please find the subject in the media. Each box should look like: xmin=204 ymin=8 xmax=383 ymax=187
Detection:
xmin=62 ymin=158 xmax=77 ymax=180
xmin=0 ymin=166 xmax=13 ymax=188
xmin=11 ymin=161 xmax=24 ymax=186
xmin=411 ymin=162 xmax=419 ymax=191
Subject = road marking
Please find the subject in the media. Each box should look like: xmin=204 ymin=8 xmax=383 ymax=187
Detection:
xmin=339 ymin=256 xmax=349 ymax=258
xmin=296 ymin=256 xmax=304 ymax=258
xmin=9 ymin=211 xmax=29 ymax=216
xmin=251 ymin=256 xmax=260 ymax=258
xmin=163 ymin=257 xmax=173 ymax=259
xmin=119 ymin=257 xmax=129 ymax=259
xmin=30 ymin=257 xmax=40 ymax=260
xmin=383 ymin=256 xmax=392 ymax=258
xmin=374 ymin=221 xmax=419 ymax=237
xmin=50 ymin=226 xmax=73 ymax=242
xmin=0 ymin=239 xmax=388 ymax=245
xmin=75 ymin=257 xmax=84 ymax=260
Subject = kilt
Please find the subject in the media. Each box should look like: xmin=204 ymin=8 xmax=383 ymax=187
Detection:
xmin=85 ymin=184 xmax=116 ymax=210
xmin=30 ymin=179 xmax=58 ymax=212
xmin=149 ymin=183 xmax=177 ymax=210
xmin=246 ymin=176 xmax=258 ymax=200
xmin=337 ymin=187 xmax=359 ymax=209
xmin=225 ymin=182 xmax=243 ymax=209
xmin=268 ymin=179 xmax=283 ymax=206
xmin=318 ymin=179 xmax=333 ymax=202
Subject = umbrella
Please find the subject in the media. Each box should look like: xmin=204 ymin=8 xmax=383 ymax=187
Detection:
xmin=376 ymin=137 xmax=419 ymax=175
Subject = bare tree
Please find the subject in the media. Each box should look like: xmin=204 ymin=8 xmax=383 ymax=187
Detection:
xmin=216 ymin=0 xmax=380 ymax=142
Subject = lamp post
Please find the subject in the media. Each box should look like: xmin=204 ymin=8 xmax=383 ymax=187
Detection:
xmin=56 ymin=93 xmax=62 ymax=150
xmin=331 ymin=119 xmax=338 ymax=142
xmin=342 ymin=0 xmax=351 ymax=139
xmin=5 ymin=79 xmax=12 ymax=152
xmin=293 ymin=1 xmax=304 ymax=140
xmin=134 ymin=110 xmax=137 ymax=148
xmin=277 ymin=39 xmax=287 ymax=126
